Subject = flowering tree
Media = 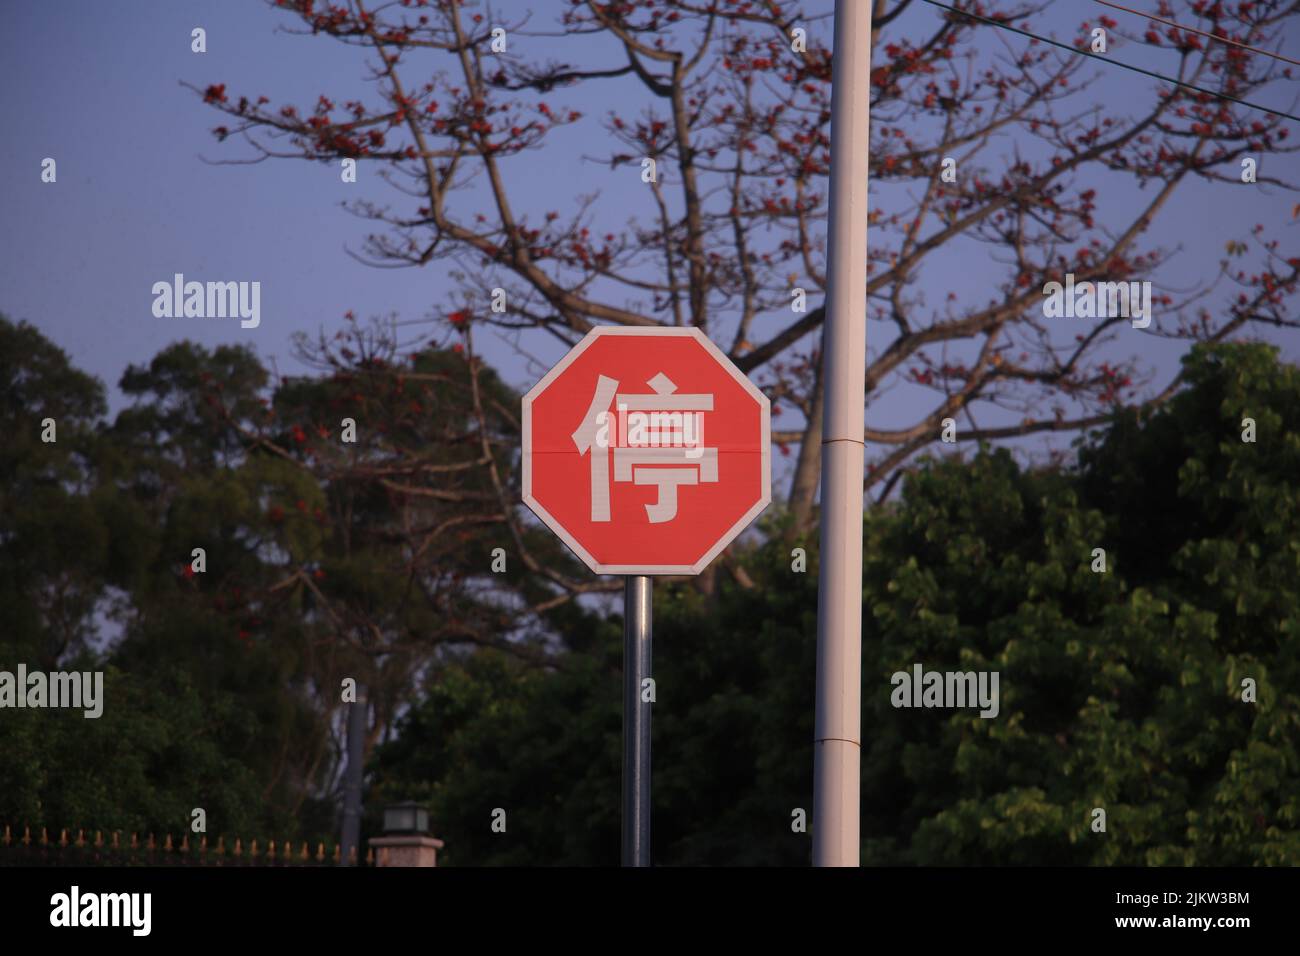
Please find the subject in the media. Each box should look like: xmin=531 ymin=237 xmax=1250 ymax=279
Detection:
xmin=197 ymin=0 xmax=1300 ymax=535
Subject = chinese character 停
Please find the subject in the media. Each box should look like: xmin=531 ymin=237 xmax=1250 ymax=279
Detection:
xmin=571 ymin=372 xmax=717 ymax=523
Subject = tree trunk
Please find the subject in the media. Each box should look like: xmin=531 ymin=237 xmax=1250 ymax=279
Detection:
xmin=339 ymin=682 xmax=368 ymax=866
xmin=788 ymin=336 xmax=825 ymax=536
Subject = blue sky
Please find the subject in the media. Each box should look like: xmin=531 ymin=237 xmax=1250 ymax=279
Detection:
xmin=2 ymin=0 xmax=1296 ymax=494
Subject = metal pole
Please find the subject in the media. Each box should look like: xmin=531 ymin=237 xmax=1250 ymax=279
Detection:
xmin=813 ymin=0 xmax=872 ymax=868
xmin=622 ymin=575 xmax=653 ymax=866
xmin=340 ymin=681 xmax=368 ymax=866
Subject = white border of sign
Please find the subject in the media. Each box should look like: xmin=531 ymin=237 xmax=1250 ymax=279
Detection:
xmin=521 ymin=326 xmax=772 ymax=576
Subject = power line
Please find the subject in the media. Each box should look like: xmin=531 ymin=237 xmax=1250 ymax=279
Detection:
xmin=916 ymin=0 xmax=1300 ymax=123
xmin=1093 ymin=0 xmax=1300 ymax=69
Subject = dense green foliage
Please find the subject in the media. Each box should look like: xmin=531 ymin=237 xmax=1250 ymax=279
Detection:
xmin=374 ymin=343 xmax=1300 ymax=865
xmin=859 ymin=345 xmax=1299 ymax=865
xmin=2 ymin=314 xmax=1296 ymax=864
xmin=0 ymin=315 xmax=526 ymax=842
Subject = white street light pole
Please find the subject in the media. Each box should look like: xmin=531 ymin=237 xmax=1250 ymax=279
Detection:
xmin=813 ymin=0 xmax=872 ymax=868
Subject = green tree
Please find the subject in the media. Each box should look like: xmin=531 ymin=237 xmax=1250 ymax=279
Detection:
xmin=371 ymin=517 xmax=820 ymax=866
xmin=0 ymin=318 xmax=281 ymax=836
xmin=0 ymin=316 xmax=111 ymax=669
xmin=861 ymin=342 xmax=1299 ymax=865
xmin=372 ymin=342 xmax=1300 ymax=865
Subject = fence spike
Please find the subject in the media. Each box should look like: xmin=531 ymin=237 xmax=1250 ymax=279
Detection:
xmin=365 ymin=847 xmax=374 ymax=865
xmin=22 ymin=826 xmax=31 ymax=847
xmin=268 ymin=839 xmax=276 ymax=860
xmin=317 ymin=842 xmax=325 ymax=862
xmin=2 ymin=825 xmax=9 ymax=847
xmin=164 ymin=833 xmax=173 ymax=852
xmin=40 ymin=827 xmax=48 ymax=846
xmin=301 ymin=842 xmax=310 ymax=862
xmin=111 ymin=831 xmax=120 ymax=849
xmin=233 ymin=838 xmax=242 ymax=858
xmin=215 ymin=835 xmax=224 ymax=855
xmin=76 ymin=829 xmax=86 ymax=848
xmin=130 ymin=832 xmax=139 ymax=850
xmin=250 ymin=838 xmax=258 ymax=858
xmin=333 ymin=844 xmax=341 ymax=864
xmin=59 ymin=829 xmax=69 ymax=848
xmin=180 ymin=834 xmax=190 ymax=853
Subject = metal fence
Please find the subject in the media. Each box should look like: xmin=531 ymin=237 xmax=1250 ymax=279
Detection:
xmin=0 ymin=825 xmax=372 ymax=867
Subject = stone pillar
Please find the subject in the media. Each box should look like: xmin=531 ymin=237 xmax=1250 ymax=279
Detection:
xmin=369 ymin=835 xmax=445 ymax=867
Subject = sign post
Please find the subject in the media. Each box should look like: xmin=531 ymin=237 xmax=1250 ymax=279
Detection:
xmin=522 ymin=326 xmax=771 ymax=866
xmin=622 ymin=575 xmax=653 ymax=866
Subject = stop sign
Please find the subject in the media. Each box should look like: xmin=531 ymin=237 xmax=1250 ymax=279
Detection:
xmin=522 ymin=327 xmax=771 ymax=575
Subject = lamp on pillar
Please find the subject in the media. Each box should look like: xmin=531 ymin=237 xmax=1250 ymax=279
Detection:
xmin=370 ymin=801 xmax=444 ymax=867
xmin=382 ymin=802 xmax=429 ymax=836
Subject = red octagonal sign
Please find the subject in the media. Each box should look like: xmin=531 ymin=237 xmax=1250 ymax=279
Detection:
xmin=522 ymin=327 xmax=771 ymax=575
